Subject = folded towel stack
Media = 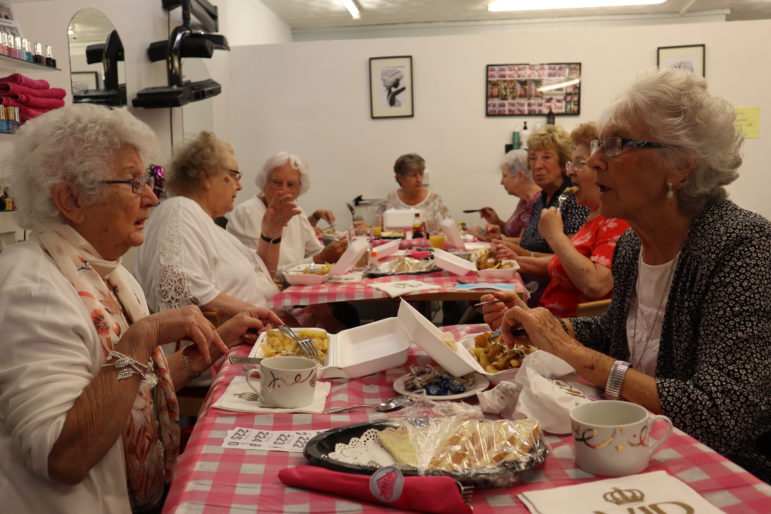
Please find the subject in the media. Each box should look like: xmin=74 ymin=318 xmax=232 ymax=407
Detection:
xmin=0 ymin=73 xmax=66 ymax=125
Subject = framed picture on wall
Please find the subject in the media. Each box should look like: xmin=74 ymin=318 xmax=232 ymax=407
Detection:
xmin=369 ymin=56 xmax=413 ymax=118
xmin=71 ymin=71 xmax=100 ymax=94
xmin=657 ymin=44 xmax=705 ymax=77
xmin=485 ymin=63 xmax=581 ymax=117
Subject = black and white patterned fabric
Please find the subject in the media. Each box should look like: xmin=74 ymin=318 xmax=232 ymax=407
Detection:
xmin=520 ymin=178 xmax=589 ymax=253
xmin=572 ymin=200 xmax=771 ymax=482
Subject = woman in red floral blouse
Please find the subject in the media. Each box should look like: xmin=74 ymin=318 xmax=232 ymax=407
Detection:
xmin=496 ymin=123 xmax=629 ymax=316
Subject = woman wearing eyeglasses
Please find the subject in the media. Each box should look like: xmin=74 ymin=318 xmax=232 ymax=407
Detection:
xmin=484 ymin=69 xmax=770 ymax=482
xmin=495 ymin=123 xmax=629 ymax=317
xmin=135 ymin=131 xmax=297 ymax=322
xmin=0 ymin=105 xmax=279 ymax=512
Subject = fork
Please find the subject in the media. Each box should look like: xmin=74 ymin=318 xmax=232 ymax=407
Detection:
xmin=557 ymin=191 xmax=570 ymax=210
xmin=455 ymin=480 xmax=474 ymax=504
xmin=278 ymin=326 xmax=322 ymax=362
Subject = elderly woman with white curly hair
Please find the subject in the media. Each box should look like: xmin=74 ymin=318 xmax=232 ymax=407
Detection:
xmin=484 ymin=68 xmax=770 ymax=481
xmin=227 ymin=151 xmax=348 ymax=274
xmin=0 ymin=105 xmax=277 ymax=512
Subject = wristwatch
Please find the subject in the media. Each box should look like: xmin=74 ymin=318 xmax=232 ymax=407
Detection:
xmin=604 ymin=360 xmax=630 ymax=400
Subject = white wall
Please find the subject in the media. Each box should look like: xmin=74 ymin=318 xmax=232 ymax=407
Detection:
xmin=228 ymin=20 xmax=771 ymax=227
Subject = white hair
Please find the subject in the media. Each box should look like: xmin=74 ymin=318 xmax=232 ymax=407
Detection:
xmin=255 ymin=151 xmax=310 ymax=196
xmin=500 ymin=149 xmax=531 ymax=179
xmin=601 ymin=67 xmax=742 ymax=211
xmin=6 ymin=104 xmax=158 ymax=230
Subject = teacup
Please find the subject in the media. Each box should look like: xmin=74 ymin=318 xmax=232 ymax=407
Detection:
xmin=570 ymin=400 xmax=673 ymax=476
xmin=246 ymin=356 xmax=317 ymax=408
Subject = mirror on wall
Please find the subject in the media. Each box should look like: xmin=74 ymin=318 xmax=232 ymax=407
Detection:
xmin=180 ymin=59 xmax=215 ymax=139
xmin=67 ymin=8 xmax=127 ymax=106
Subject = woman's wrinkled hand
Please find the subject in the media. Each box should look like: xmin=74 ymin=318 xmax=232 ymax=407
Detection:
xmin=310 ymin=209 xmax=335 ymax=226
xmin=217 ymin=307 xmax=283 ymax=347
xmin=500 ymin=293 xmax=569 ymax=355
xmin=481 ymin=291 xmax=518 ymax=330
xmin=537 ymin=207 xmax=564 ymax=242
xmin=486 ymin=224 xmax=502 ymax=241
xmin=479 ymin=207 xmax=501 ymax=226
xmin=490 ymin=239 xmax=516 ymax=260
xmin=136 ymin=306 xmax=228 ymax=364
xmin=315 ymin=238 xmax=348 ymax=263
xmin=263 ymin=191 xmax=301 ymax=236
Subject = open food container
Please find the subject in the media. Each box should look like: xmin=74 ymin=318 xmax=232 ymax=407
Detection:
xmin=477 ymin=260 xmax=520 ymax=281
xmin=383 ymin=208 xmax=420 ymax=230
xmin=397 ymin=300 xmax=530 ymax=384
xmin=432 ymin=248 xmax=477 ymax=276
xmin=284 ymin=263 xmax=332 ymax=285
xmin=249 ymin=317 xmax=410 ymax=379
xmin=329 ymin=237 xmax=369 ymax=276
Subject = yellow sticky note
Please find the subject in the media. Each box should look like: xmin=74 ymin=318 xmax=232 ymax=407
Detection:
xmin=735 ymin=107 xmax=760 ymax=138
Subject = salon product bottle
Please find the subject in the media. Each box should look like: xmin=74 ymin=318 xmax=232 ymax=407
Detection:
xmin=520 ymin=121 xmax=530 ymax=150
xmin=546 ymin=108 xmax=555 ymax=125
xmin=0 ymin=32 xmax=7 ymax=56
xmin=45 ymin=45 xmax=56 ymax=68
xmin=33 ymin=42 xmax=44 ymax=65
xmin=13 ymin=36 xmax=21 ymax=60
xmin=0 ymin=106 xmax=7 ymax=133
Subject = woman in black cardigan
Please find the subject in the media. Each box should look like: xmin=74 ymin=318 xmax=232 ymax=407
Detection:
xmin=483 ymin=68 xmax=770 ymax=482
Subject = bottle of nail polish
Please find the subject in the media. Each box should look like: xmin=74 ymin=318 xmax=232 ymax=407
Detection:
xmin=45 ymin=45 xmax=56 ymax=68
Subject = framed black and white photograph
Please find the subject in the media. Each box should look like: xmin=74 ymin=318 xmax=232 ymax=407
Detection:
xmin=71 ymin=71 xmax=100 ymax=94
xmin=369 ymin=56 xmax=413 ymax=119
xmin=657 ymin=44 xmax=705 ymax=77
xmin=486 ymin=63 xmax=581 ymax=117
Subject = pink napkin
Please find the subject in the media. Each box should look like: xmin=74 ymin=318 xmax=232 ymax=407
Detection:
xmin=279 ymin=465 xmax=472 ymax=513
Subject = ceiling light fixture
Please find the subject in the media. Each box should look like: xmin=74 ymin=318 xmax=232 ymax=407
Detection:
xmin=341 ymin=0 xmax=361 ymax=20
xmin=488 ymin=0 xmax=666 ymax=12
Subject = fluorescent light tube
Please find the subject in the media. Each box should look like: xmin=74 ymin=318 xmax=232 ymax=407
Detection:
xmin=489 ymin=0 xmax=666 ymax=12
xmin=341 ymin=0 xmax=361 ymax=19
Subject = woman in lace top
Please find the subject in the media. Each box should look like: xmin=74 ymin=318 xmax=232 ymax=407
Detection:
xmin=484 ymin=69 xmax=770 ymax=481
xmin=383 ymin=153 xmax=451 ymax=232
xmin=135 ymin=131 xmax=297 ymax=321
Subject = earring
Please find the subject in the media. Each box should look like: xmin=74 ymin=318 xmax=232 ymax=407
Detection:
xmin=667 ymin=182 xmax=674 ymax=200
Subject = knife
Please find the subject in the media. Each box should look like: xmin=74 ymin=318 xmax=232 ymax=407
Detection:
xmin=229 ymin=356 xmax=263 ymax=366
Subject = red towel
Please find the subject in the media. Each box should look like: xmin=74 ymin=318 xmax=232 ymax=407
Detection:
xmin=5 ymin=93 xmax=65 ymax=110
xmin=0 ymin=82 xmax=66 ymax=99
xmin=0 ymin=97 xmax=49 ymax=122
xmin=0 ymin=73 xmax=50 ymax=89
xmin=278 ymin=466 xmax=473 ymax=514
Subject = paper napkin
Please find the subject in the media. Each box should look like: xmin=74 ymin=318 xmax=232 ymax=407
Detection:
xmin=368 ymin=280 xmax=440 ymax=298
xmin=518 ymin=470 xmax=723 ymax=513
xmin=477 ymin=351 xmax=597 ymax=434
xmin=213 ymin=375 xmax=331 ymax=414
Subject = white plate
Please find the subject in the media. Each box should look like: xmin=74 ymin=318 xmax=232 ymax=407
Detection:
xmin=392 ymin=372 xmax=490 ymax=400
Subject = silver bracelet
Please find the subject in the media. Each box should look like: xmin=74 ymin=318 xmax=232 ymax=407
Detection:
xmin=604 ymin=360 xmax=630 ymax=400
xmin=103 ymin=350 xmax=151 ymax=381
xmin=182 ymin=347 xmax=201 ymax=379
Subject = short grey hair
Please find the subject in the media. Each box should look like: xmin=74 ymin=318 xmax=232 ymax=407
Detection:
xmin=500 ymin=149 xmax=531 ymax=179
xmin=601 ymin=68 xmax=742 ymax=211
xmin=6 ymin=104 xmax=158 ymax=230
xmin=255 ymin=152 xmax=310 ymax=196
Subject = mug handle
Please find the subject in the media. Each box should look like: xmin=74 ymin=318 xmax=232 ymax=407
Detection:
xmin=648 ymin=414 xmax=674 ymax=453
xmin=246 ymin=368 xmax=261 ymax=394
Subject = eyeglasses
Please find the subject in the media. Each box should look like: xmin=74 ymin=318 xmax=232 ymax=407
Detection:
xmin=565 ymin=160 xmax=588 ymax=173
xmin=224 ymin=168 xmax=243 ymax=181
xmin=100 ymin=173 xmax=155 ymax=195
xmin=590 ymin=137 xmax=676 ymax=157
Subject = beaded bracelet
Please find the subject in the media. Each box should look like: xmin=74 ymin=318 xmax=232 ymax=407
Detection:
xmin=556 ymin=317 xmax=569 ymax=334
xmin=182 ymin=346 xmax=201 ymax=379
xmin=103 ymin=350 xmax=152 ymax=381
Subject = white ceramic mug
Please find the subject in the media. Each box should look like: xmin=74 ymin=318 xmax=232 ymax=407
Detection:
xmin=570 ymin=400 xmax=673 ymax=476
xmin=246 ymin=356 xmax=317 ymax=408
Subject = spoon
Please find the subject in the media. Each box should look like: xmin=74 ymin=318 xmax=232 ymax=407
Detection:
xmin=322 ymin=396 xmax=409 ymax=414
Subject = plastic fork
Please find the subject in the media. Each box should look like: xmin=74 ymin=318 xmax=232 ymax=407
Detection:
xmin=278 ymin=326 xmax=322 ymax=362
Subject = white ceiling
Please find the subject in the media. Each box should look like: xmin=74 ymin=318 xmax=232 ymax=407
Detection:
xmin=260 ymin=0 xmax=771 ymax=29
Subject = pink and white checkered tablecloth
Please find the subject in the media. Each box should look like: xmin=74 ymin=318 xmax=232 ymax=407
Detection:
xmin=267 ymin=271 xmax=525 ymax=308
xmin=163 ymin=325 xmax=771 ymax=513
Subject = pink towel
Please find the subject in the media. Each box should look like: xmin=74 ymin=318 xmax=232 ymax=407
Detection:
xmin=0 ymin=82 xmax=66 ymax=99
xmin=5 ymin=93 xmax=65 ymax=110
xmin=0 ymin=73 xmax=50 ymax=89
xmin=0 ymin=97 xmax=55 ymax=122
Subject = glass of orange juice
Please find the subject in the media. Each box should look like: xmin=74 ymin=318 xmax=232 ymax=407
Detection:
xmin=429 ymin=233 xmax=445 ymax=249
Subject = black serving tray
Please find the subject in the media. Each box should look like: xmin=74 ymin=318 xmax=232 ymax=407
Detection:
xmin=303 ymin=419 xmax=548 ymax=488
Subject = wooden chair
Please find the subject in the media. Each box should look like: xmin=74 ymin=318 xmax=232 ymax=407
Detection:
xmin=576 ymin=299 xmax=611 ymax=317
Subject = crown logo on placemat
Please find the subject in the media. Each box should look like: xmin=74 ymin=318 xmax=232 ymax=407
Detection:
xmin=603 ymin=487 xmax=644 ymax=505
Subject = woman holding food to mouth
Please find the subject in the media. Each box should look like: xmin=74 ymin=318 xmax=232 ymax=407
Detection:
xmin=135 ymin=131 xmax=295 ymax=322
xmin=495 ymin=123 xmax=629 ymax=317
xmin=484 ymin=69 xmax=771 ymax=482
xmin=227 ymin=151 xmax=348 ymax=275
